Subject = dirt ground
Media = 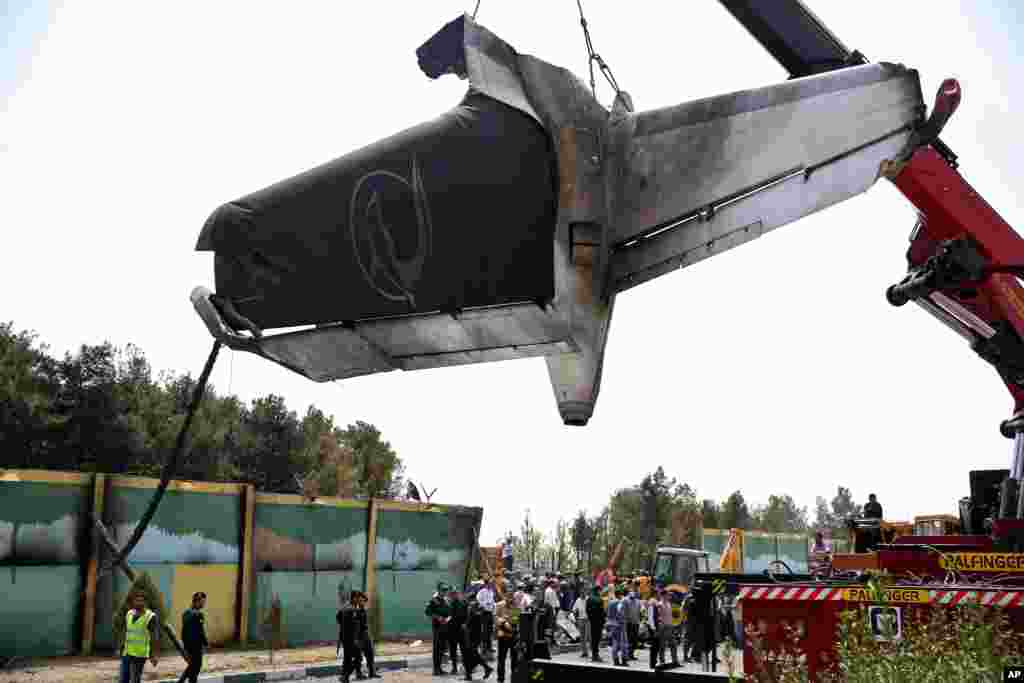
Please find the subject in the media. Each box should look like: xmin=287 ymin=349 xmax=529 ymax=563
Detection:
xmin=0 ymin=641 xmax=433 ymax=683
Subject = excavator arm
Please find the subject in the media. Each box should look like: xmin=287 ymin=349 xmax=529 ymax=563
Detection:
xmin=719 ymin=0 xmax=1024 ymax=437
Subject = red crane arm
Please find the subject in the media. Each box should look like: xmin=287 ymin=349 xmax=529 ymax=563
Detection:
xmin=886 ymin=88 xmax=1024 ymax=426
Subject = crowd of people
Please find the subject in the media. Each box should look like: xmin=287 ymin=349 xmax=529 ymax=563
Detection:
xmin=423 ymin=571 xmax=717 ymax=680
xmin=111 ymin=569 xmax=726 ymax=683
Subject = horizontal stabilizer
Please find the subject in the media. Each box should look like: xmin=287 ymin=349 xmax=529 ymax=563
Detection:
xmin=192 ymin=287 xmax=574 ymax=382
xmin=609 ymin=63 xmax=924 ymax=293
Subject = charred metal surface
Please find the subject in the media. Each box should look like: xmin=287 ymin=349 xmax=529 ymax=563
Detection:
xmin=546 ymin=220 xmax=616 ymax=426
xmin=611 ymin=63 xmax=923 ymax=244
xmin=193 ymin=12 xmax=928 ymax=424
xmin=512 ymin=32 xmax=616 ymax=426
xmin=418 ymin=14 xmax=545 ymax=127
xmin=608 ymin=63 xmax=923 ymax=293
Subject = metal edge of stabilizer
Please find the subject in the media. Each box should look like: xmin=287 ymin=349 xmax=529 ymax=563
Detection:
xmin=190 ymin=286 xmax=259 ymax=351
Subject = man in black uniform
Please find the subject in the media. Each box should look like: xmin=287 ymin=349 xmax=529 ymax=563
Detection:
xmin=425 ymin=583 xmax=452 ymax=676
xmin=462 ymin=597 xmax=494 ymax=680
xmin=353 ymin=591 xmax=380 ymax=679
xmin=447 ymin=587 xmax=469 ymax=676
xmin=689 ymin=592 xmax=706 ymax=664
xmin=177 ymin=592 xmax=208 ymax=683
xmin=585 ymin=586 xmax=606 ymax=662
xmin=338 ymin=592 xmax=361 ymax=683
xmin=864 ymin=494 xmax=883 ymax=519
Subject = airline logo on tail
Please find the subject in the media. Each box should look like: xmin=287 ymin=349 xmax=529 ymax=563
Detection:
xmin=349 ymin=156 xmax=433 ymax=307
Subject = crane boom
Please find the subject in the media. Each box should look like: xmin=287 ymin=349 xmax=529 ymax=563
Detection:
xmin=717 ymin=0 xmax=855 ymax=77
xmin=718 ymin=0 xmax=1024 ymax=438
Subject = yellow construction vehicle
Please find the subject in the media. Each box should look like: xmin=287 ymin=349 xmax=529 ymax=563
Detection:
xmin=718 ymin=528 xmax=744 ymax=573
xmin=651 ymin=546 xmax=712 ymax=628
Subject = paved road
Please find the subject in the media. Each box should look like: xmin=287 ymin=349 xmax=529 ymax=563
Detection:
xmin=290 ymin=645 xmax=742 ymax=681
xmin=292 ymin=672 xmax=438 ymax=682
xmin=549 ymin=646 xmax=742 ymax=675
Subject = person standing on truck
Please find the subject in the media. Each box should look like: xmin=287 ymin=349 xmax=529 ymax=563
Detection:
xmin=571 ymin=590 xmax=589 ymax=659
xmin=177 ymin=592 xmax=207 ymax=683
xmin=119 ymin=592 xmax=160 ymax=683
xmin=864 ymin=494 xmax=883 ymax=519
xmin=585 ymin=586 xmax=606 ymax=662
xmin=426 ymin=583 xmax=452 ymax=676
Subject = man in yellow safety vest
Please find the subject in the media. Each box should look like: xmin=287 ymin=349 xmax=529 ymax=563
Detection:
xmin=119 ymin=592 xmax=160 ymax=683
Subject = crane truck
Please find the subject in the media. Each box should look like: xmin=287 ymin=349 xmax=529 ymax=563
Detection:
xmin=188 ymin=0 xmax=1024 ymax=678
xmin=509 ymin=1 xmax=1024 ymax=680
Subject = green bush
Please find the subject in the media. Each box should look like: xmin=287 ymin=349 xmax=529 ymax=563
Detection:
xmin=112 ymin=572 xmax=171 ymax=652
xmin=828 ymin=603 xmax=1024 ymax=683
xmin=745 ymin=589 xmax=1024 ymax=682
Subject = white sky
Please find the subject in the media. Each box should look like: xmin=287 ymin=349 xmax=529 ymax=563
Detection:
xmin=3 ymin=1 xmax=1022 ymax=546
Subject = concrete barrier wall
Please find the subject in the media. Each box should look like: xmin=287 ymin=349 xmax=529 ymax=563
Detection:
xmin=94 ymin=478 xmax=243 ymax=650
xmin=0 ymin=471 xmax=91 ymax=657
xmin=374 ymin=504 xmax=478 ymax=639
xmin=0 ymin=469 xmax=482 ymax=658
xmin=248 ymin=494 xmax=368 ymax=647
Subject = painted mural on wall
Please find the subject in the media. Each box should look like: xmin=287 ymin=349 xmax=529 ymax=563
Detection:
xmin=94 ymin=483 xmax=244 ymax=651
xmin=374 ymin=507 xmax=480 ymax=638
xmin=247 ymin=500 xmax=370 ymax=646
xmin=0 ymin=472 xmax=485 ymax=655
xmin=0 ymin=479 xmax=90 ymax=565
xmin=252 ymin=500 xmax=368 ymax=572
xmin=0 ymin=478 xmax=91 ymax=658
xmin=104 ymin=485 xmax=241 ymax=564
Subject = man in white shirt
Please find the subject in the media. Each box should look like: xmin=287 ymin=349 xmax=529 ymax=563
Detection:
xmin=476 ymin=579 xmax=496 ymax=655
xmin=544 ymin=580 xmax=559 ymax=613
xmin=571 ymin=591 xmax=589 ymax=659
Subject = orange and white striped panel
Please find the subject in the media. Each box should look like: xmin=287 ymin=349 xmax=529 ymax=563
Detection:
xmin=977 ymin=590 xmax=1024 ymax=608
xmin=738 ymin=586 xmax=844 ymax=601
xmin=738 ymin=585 xmax=1024 ymax=608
